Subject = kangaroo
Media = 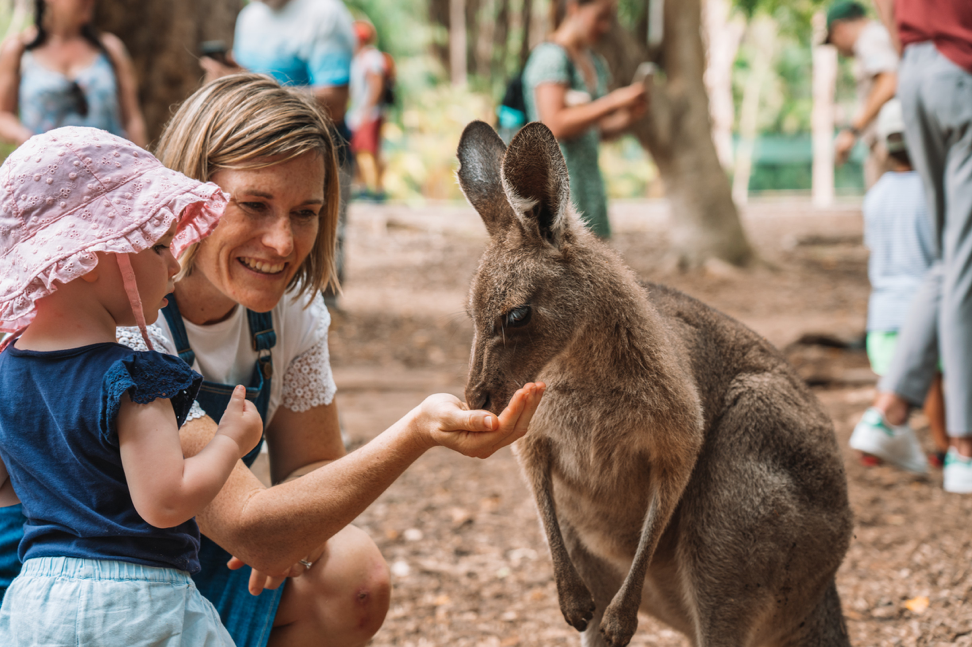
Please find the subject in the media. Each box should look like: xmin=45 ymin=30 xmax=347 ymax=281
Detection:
xmin=457 ymin=121 xmax=854 ymax=647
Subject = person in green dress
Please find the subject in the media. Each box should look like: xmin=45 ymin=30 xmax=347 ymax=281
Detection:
xmin=522 ymin=0 xmax=648 ymax=238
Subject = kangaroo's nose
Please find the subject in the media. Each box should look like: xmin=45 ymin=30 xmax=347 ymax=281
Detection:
xmin=465 ymin=386 xmax=490 ymax=412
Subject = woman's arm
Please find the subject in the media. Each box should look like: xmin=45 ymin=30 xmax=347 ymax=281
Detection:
xmin=266 ymin=401 xmax=345 ymax=485
xmin=184 ymin=385 xmax=543 ymax=574
xmin=119 ymin=386 xmax=263 ymax=528
xmin=0 ymin=36 xmax=32 ymax=146
xmin=101 ymin=33 xmax=147 ymax=148
xmin=534 ymin=80 xmax=646 ymax=142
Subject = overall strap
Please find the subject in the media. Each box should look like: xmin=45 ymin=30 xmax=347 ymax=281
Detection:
xmin=161 ymin=294 xmax=196 ymax=367
xmin=247 ymin=310 xmax=276 ymax=354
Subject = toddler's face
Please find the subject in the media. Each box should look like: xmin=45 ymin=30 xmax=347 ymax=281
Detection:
xmin=128 ymin=222 xmax=181 ymax=323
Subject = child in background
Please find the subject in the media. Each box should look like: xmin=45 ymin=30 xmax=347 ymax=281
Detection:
xmin=850 ymin=99 xmax=949 ymax=472
xmin=348 ymin=19 xmax=388 ymax=201
xmin=0 ymin=127 xmax=263 ymax=646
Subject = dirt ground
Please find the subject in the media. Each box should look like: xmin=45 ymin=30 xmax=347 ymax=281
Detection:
xmin=309 ymin=199 xmax=972 ymax=646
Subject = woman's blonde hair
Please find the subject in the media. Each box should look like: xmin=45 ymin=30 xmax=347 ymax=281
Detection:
xmin=155 ymin=73 xmax=340 ymax=299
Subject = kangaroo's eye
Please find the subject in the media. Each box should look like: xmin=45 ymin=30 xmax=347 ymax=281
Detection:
xmin=505 ymin=305 xmax=532 ymax=328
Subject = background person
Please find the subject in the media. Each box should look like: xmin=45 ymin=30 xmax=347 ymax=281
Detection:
xmin=861 ymin=0 xmax=972 ymax=493
xmin=0 ymin=0 xmax=146 ymax=146
xmin=348 ymin=19 xmax=387 ymax=201
xmin=203 ymin=0 xmax=357 ymax=307
xmin=522 ymin=0 xmax=647 ymax=239
xmin=824 ymin=0 xmax=898 ymax=187
xmin=850 ymin=99 xmax=947 ymax=472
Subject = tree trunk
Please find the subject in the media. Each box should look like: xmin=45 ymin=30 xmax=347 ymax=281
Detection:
xmin=493 ymin=0 xmax=511 ymax=77
xmin=429 ymin=0 xmax=451 ymax=71
xmin=449 ymin=0 xmax=467 ymax=86
xmin=598 ymin=0 xmax=754 ymax=268
xmin=95 ymin=0 xmax=241 ymax=145
xmin=702 ymin=0 xmax=744 ymax=170
xmin=731 ymin=15 xmax=776 ymax=206
xmin=518 ymin=0 xmax=533 ymax=67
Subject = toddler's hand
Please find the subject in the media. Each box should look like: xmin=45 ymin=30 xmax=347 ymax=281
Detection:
xmin=217 ymin=385 xmax=263 ymax=458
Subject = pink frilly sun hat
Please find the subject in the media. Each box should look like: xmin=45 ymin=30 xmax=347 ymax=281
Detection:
xmin=0 ymin=126 xmax=228 ymax=349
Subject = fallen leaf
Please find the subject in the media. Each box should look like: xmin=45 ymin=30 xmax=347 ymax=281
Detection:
xmin=904 ymin=596 xmax=929 ymax=614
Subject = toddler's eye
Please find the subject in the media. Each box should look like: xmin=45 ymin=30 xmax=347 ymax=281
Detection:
xmin=153 ymin=243 xmax=170 ymax=254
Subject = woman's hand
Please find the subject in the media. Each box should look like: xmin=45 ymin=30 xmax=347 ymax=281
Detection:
xmin=413 ymin=383 xmax=545 ymax=458
xmin=200 ymin=54 xmax=243 ymax=85
xmin=228 ymin=539 xmax=328 ymax=596
xmin=599 ymin=82 xmax=649 ymax=139
xmin=608 ymin=81 xmax=648 ymax=113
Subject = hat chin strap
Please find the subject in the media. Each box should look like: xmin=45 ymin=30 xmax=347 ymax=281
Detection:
xmin=114 ymin=254 xmax=154 ymax=351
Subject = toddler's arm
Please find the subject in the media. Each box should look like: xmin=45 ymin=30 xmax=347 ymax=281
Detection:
xmin=119 ymin=385 xmax=262 ymax=528
xmin=0 ymin=456 xmax=19 ymax=507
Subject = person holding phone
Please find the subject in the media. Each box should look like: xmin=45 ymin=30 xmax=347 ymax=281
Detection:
xmin=522 ymin=0 xmax=648 ymax=238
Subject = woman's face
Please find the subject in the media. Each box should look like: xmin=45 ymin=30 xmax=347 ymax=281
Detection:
xmin=190 ymin=151 xmax=326 ymax=316
xmin=46 ymin=0 xmax=96 ymax=26
xmin=571 ymin=0 xmax=616 ymax=46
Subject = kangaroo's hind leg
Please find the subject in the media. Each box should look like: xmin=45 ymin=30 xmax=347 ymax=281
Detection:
xmin=777 ymin=580 xmax=850 ymax=647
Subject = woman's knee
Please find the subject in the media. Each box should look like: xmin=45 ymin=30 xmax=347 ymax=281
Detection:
xmin=272 ymin=525 xmax=390 ymax=646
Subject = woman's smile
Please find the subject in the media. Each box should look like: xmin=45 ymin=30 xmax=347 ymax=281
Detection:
xmin=238 ymin=257 xmax=287 ymax=275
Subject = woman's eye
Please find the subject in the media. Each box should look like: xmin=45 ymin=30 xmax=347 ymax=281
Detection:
xmin=505 ymin=305 xmax=532 ymax=328
xmin=152 ymin=244 xmax=169 ymax=254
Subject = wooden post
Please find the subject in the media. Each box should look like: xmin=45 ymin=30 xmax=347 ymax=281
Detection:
xmin=703 ymin=0 xmax=744 ymax=170
xmin=812 ymin=12 xmax=837 ymax=208
xmin=731 ymin=16 xmax=775 ymax=206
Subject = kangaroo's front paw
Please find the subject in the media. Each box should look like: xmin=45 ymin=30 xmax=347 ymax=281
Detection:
xmin=557 ymin=581 xmax=596 ymax=631
xmin=598 ymin=602 xmax=638 ymax=647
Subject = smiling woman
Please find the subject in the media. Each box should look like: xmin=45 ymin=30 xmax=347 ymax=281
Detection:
xmin=0 ymin=73 xmax=544 ymax=647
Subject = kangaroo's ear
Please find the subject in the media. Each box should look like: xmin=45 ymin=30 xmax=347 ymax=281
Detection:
xmin=501 ymin=122 xmax=571 ymax=248
xmin=457 ymin=121 xmax=517 ymax=237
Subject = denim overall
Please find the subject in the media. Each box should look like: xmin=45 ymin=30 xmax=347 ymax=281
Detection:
xmin=161 ymin=294 xmax=284 ymax=647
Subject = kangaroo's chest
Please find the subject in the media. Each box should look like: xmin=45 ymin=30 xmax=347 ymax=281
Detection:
xmin=518 ymin=410 xmax=658 ymax=561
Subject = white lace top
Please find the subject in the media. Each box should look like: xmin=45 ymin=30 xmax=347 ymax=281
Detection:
xmin=117 ymin=291 xmax=336 ymax=424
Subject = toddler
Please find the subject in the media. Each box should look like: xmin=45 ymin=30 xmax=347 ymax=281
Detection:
xmin=0 ymin=127 xmax=262 ymax=645
xmin=850 ymin=99 xmax=948 ymax=472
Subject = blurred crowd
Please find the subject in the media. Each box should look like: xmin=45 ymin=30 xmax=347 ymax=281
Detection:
xmin=825 ymin=0 xmax=972 ymax=494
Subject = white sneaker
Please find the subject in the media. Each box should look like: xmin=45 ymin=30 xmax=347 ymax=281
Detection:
xmin=849 ymin=407 xmax=929 ymax=474
xmin=943 ymin=448 xmax=972 ymax=493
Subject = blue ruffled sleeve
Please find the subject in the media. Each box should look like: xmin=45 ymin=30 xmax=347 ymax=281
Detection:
xmin=100 ymin=351 xmax=203 ymax=442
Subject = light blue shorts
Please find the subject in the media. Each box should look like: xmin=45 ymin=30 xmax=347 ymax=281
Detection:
xmin=0 ymin=556 xmax=235 ymax=646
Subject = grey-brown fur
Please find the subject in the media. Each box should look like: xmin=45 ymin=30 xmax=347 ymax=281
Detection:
xmin=457 ymin=121 xmax=853 ymax=647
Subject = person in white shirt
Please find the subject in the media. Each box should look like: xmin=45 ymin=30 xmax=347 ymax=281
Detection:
xmin=824 ymin=0 xmax=898 ymax=187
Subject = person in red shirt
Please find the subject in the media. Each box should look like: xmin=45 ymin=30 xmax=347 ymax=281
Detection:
xmin=853 ymin=0 xmax=972 ymax=493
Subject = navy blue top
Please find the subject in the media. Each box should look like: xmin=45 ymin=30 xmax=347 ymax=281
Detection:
xmin=0 ymin=342 xmax=203 ymax=573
